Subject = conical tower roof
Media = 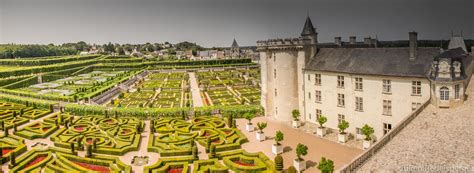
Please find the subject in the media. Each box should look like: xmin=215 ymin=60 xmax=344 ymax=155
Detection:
xmin=301 ymin=16 xmax=316 ymax=36
xmin=231 ymin=38 xmax=239 ymax=48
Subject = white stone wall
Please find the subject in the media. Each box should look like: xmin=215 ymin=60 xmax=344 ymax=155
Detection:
xmin=431 ymin=81 xmax=465 ymax=108
xmin=259 ymin=51 xmax=268 ymax=111
xmin=261 ymin=49 xmax=302 ymax=121
xmin=303 ymin=70 xmax=431 ymax=139
xmin=297 ymin=51 xmax=306 ymax=119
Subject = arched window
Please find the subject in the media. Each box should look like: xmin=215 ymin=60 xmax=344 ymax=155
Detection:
xmin=440 ymin=87 xmax=449 ymax=101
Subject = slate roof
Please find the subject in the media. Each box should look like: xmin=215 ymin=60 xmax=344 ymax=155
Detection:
xmin=430 ymin=47 xmax=473 ymax=81
xmin=448 ymin=36 xmax=467 ymax=52
xmin=301 ymin=16 xmax=316 ymax=36
xmin=436 ymin=47 xmax=467 ymax=60
xmin=305 ymin=47 xmax=441 ymax=77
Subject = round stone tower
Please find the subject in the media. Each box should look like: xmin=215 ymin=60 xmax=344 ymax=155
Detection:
xmin=257 ymin=16 xmax=317 ymax=121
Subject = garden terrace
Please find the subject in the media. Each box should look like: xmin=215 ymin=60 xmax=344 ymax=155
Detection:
xmin=0 ymin=55 xmax=100 ymax=66
xmin=0 ymin=55 xmax=104 ymax=78
xmin=12 ymin=70 xmax=139 ymax=102
xmin=94 ymin=58 xmax=257 ymax=71
xmin=197 ymin=69 xmax=260 ymax=106
xmin=50 ymin=115 xmax=142 ymax=155
xmin=9 ymin=148 xmax=131 ymax=172
xmin=110 ymin=72 xmax=191 ymax=108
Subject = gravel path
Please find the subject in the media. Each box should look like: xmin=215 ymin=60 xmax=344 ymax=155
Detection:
xmin=359 ymin=79 xmax=474 ymax=172
xmin=188 ymin=72 xmax=204 ymax=107
xmin=119 ymin=120 xmax=160 ymax=172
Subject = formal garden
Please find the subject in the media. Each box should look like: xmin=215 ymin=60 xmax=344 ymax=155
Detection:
xmin=145 ymin=116 xmax=275 ymax=173
xmin=0 ymin=55 xmax=348 ymax=172
xmin=197 ymin=69 xmax=261 ymax=106
xmin=110 ymin=72 xmax=191 ymax=108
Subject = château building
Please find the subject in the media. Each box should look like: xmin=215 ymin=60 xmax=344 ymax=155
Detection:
xmin=257 ymin=16 xmax=473 ymax=139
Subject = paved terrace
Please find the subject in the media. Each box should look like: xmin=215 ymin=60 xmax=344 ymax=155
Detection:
xmin=238 ymin=117 xmax=363 ymax=172
xmin=359 ymin=77 xmax=474 ymax=172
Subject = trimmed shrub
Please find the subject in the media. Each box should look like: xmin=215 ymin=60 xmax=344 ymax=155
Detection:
xmin=288 ymin=166 xmax=297 ymax=173
xmin=274 ymin=155 xmax=283 ymax=171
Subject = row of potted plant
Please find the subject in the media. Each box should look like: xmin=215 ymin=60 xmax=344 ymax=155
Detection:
xmin=244 ymin=112 xmax=337 ymax=172
xmin=291 ymin=109 xmax=375 ymax=149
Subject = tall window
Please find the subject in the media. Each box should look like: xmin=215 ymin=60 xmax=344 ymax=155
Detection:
xmin=315 ymin=74 xmax=321 ymax=85
xmin=412 ymin=81 xmax=422 ymax=95
xmin=440 ymin=87 xmax=449 ymax=100
xmin=383 ymin=79 xmax=391 ymax=93
xmin=337 ymin=93 xmax=345 ymax=107
xmin=356 ymin=127 xmax=362 ymax=135
xmin=338 ymin=114 xmax=345 ymax=125
xmin=383 ymin=123 xmax=392 ymax=135
xmin=355 ymin=97 xmax=364 ymax=111
xmin=315 ymin=90 xmax=322 ymax=102
xmin=316 ymin=109 xmax=322 ymax=119
xmin=455 ymin=84 xmax=460 ymax=99
xmin=337 ymin=76 xmax=345 ymax=88
xmin=355 ymin=77 xmax=363 ymax=90
xmin=274 ymin=89 xmax=277 ymax=97
xmin=274 ymin=69 xmax=276 ymax=78
xmin=308 ymin=92 xmax=311 ymax=99
xmin=383 ymin=100 xmax=392 ymax=116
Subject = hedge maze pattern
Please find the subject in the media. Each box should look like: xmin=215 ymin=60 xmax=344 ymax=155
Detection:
xmin=9 ymin=148 xmax=131 ymax=173
xmin=51 ymin=116 xmax=142 ymax=155
xmin=146 ymin=116 xmax=275 ymax=173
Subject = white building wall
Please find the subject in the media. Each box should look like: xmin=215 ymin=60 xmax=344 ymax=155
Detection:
xmin=272 ymin=51 xmax=300 ymax=121
xmin=260 ymin=49 xmax=302 ymax=121
xmin=303 ymin=70 xmax=430 ymax=140
xmin=259 ymin=51 xmax=268 ymax=111
xmin=297 ymin=51 xmax=306 ymax=120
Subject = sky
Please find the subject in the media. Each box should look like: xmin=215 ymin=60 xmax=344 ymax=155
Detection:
xmin=0 ymin=0 xmax=472 ymax=47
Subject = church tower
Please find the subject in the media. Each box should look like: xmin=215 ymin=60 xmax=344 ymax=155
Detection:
xmin=230 ymin=38 xmax=240 ymax=58
xmin=257 ymin=16 xmax=317 ymax=121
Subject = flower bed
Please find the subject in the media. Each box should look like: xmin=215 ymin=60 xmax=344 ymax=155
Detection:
xmin=9 ymin=148 xmax=131 ymax=172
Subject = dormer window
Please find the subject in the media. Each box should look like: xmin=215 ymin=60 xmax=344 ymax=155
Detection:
xmin=438 ymin=61 xmax=451 ymax=78
xmin=453 ymin=61 xmax=461 ymax=78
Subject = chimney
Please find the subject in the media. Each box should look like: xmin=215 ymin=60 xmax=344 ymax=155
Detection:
xmin=349 ymin=36 xmax=356 ymax=44
xmin=364 ymin=37 xmax=372 ymax=45
xmin=335 ymin=37 xmax=342 ymax=46
xmin=372 ymin=38 xmax=378 ymax=48
xmin=409 ymin=31 xmax=418 ymax=60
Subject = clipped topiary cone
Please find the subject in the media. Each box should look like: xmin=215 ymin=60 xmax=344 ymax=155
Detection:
xmin=275 ymin=155 xmax=284 ymax=171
